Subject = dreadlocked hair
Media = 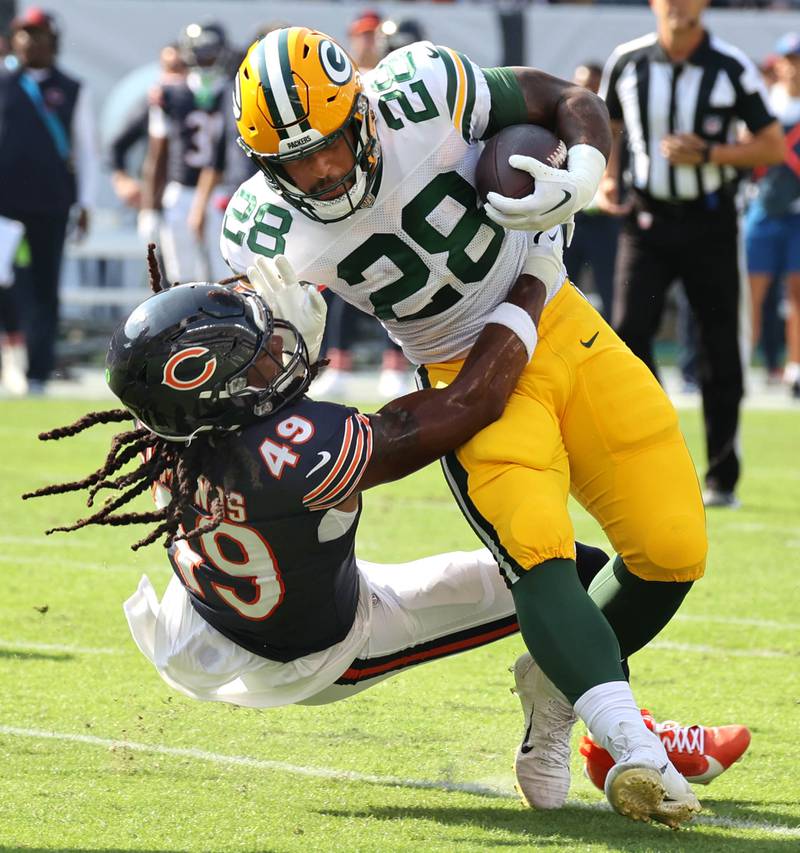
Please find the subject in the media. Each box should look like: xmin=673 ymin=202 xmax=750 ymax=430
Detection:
xmin=23 ymin=408 xmax=226 ymax=551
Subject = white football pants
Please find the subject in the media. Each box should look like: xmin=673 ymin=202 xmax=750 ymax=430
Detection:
xmin=124 ymin=549 xmax=518 ymax=709
xmin=159 ymin=182 xmax=229 ymax=284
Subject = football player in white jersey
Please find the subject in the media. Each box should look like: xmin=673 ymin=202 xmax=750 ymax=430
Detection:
xmin=221 ymin=28 xmax=711 ymax=828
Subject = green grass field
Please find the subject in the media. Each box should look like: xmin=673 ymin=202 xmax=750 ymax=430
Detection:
xmin=0 ymin=398 xmax=798 ymax=853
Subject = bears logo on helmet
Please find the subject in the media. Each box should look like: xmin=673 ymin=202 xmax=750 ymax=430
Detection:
xmin=162 ymin=347 xmax=218 ymax=391
xmin=234 ymin=27 xmax=381 ymax=223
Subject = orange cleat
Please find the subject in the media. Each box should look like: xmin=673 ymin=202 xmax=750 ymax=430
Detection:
xmin=580 ymin=709 xmax=751 ymax=789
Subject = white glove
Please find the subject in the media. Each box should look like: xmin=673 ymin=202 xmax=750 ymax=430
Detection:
xmin=137 ymin=209 xmax=161 ymax=244
xmin=484 ymin=144 xmax=606 ymax=233
xmin=246 ymin=255 xmax=327 ymax=364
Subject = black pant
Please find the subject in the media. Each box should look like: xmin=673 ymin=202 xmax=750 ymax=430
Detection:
xmin=564 ymin=211 xmax=620 ymax=320
xmin=4 ymin=210 xmax=69 ymax=382
xmin=612 ymin=193 xmax=744 ymax=493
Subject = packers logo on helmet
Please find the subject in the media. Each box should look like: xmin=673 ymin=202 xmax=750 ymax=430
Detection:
xmin=318 ymin=39 xmax=353 ymax=85
xmin=234 ymin=27 xmax=381 ymax=223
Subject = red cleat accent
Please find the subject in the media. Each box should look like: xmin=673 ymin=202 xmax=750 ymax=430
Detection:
xmin=580 ymin=709 xmax=751 ymax=789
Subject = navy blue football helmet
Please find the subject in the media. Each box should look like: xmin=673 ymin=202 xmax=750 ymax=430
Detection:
xmin=106 ymin=283 xmax=311 ymax=441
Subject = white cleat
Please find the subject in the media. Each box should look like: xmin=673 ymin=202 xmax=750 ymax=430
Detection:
xmin=604 ymin=725 xmax=701 ymax=829
xmin=377 ymin=367 xmax=413 ymax=400
xmin=309 ymin=367 xmax=351 ymax=401
xmin=1 ymin=342 xmax=28 ymax=396
xmin=511 ymin=652 xmax=577 ymax=809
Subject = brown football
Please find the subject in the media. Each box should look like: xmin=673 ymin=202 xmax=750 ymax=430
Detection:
xmin=475 ymin=124 xmax=567 ymax=204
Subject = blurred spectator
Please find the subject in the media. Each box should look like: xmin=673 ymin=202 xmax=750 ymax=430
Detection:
xmin=563 ymin=61 xmax=619 ymax=319
xmin=138 ymin=21 xmax=230 ymax=283
xmin=376 ymin=18 xmax=426 ymax=57
xmin=0 ymin=7 xmax=98 ymax=394
xmin=599 ymin=0 xmax=784 ymax=508
xmin=348 ymin=9 xmax=382 ymax=72
xmin=745 ymin=33 xmax=800 ymax=399
xmin=107 ymin=43 xmax=187 ymax=210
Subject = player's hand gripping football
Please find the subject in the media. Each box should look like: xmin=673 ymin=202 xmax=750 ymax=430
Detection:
xmin=246 ymin=255 xmax=327 ymax=364
xmin=484 ymin=145 xmax=606 ymax=233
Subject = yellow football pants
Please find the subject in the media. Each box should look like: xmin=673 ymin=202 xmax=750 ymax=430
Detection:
xmin=421 ymin=283 xmax=707 ymax=584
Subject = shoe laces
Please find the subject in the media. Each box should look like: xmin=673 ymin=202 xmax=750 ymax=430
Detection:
xmin=655 ymin=719 xmax=705 ymax=754
xmin=533 ymin=698 xmax=575 ymax=766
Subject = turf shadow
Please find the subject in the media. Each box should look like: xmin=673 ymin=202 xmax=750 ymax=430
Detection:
xmin=318 ymin=804 xmax=797 ymax=851
xmin=0 ymin=649 xmax=73 ymax=662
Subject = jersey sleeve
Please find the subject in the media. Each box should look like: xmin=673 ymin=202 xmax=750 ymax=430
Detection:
xmin=430 ymin=43 xmax=492 ymax=143
xmin=372 ymin=41 xmax=491 ymax=145
xmin=219 ymin=181 xmax=259 ymax=274
xmin=219 ymin=178 xmax=295 ymax=274
xmin=730 ymin=53 xmax=775 ymax=134
xmin=246 ymin=401 xmax=374 ymax=513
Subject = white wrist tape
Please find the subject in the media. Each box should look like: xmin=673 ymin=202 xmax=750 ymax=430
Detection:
xmin=567 ymin=144 xmax=607 ymax=210
xmin=486 ymin=302 xmax=538 ymax=361
xmin=523 ymin=251 xmax=564 ymax=306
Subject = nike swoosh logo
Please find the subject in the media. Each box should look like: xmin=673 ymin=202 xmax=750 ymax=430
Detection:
xmin=542 ymin=190 xmax=573 ymax=216
xmin=580 ymin=331 xmax=599 ymax=348
xmin=306 ymin=451 xmax=331 ymax=478
xmin=519 ymin=716 xmax=534 ymax=754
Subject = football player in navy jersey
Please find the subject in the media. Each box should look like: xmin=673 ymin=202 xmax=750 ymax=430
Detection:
xmin=28 ymin=251 xmax=547 ymax=704
xmin=138 ymin=22 xmax=232 ymax=283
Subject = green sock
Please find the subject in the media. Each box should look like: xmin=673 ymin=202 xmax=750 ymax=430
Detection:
xmin=588 ymin=555 xmax=692 ymax=658
xmin=511 ymin=558 xmax=625 ymax=704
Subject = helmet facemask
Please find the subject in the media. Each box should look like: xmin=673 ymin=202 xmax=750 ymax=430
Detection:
xmin=238 ymin=93 xmax=381 ymax=224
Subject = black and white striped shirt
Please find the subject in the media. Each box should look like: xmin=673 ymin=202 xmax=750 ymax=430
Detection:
xmin=600 ymin=31 xmax=774 ymax=202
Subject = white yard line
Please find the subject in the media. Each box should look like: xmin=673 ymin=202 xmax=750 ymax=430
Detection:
xmin=2 ymin=635 xmax=795 ymax=661
xmin=650 ymin=640 xmax=795 ymax=659
xmin=674 ymin=614 xmax=800 ymax=632
xmin=0 ymin=553 xmax=140 ymax=574
xmin=0 ymin=639 xmax=120 ymax=655
xmin=0 ymin=725 xmax=797 ymax=838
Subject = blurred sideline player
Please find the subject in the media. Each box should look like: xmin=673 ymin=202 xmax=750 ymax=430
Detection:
xmin=27 ymin=260 xmax=746 ymax=817
xmin=138 ymin=22 xmax=231 ymax=283
xmin=108 ymin=43 xmax=187 ymax=211
xmin=221 ymin=27 xmax=718 ymax=827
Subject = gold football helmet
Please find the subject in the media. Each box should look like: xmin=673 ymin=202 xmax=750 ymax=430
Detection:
xmin=234 ymin=27 xmax=381 ymax=222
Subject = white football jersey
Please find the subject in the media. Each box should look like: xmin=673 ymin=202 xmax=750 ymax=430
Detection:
xmin=221 ymin=41 xmax=566 ymax=365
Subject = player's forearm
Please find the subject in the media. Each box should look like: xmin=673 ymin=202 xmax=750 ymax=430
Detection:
xmin=358 ymin=275 xmax=544 ymax=490
xmin=140 ymin=138 xmax=167 ymax=210
xmin=513 ymin=68 xmax=612 ymax=159
xmin=194 ymin=167 xmax=221 ymax=209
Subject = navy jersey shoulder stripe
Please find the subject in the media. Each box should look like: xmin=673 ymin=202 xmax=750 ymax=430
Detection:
xmin=303 ymin=414 xmax=373 ymax=510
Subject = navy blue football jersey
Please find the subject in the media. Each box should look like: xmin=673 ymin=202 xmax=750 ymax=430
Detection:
xmin=165 ymin=398 xmax=373 ymax=662
xmin=159 ymin=82 xmax=226 ymax=187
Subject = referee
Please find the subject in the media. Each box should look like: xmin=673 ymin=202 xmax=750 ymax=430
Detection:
xmin=598 ymin=0 xmax=784 ymax=508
